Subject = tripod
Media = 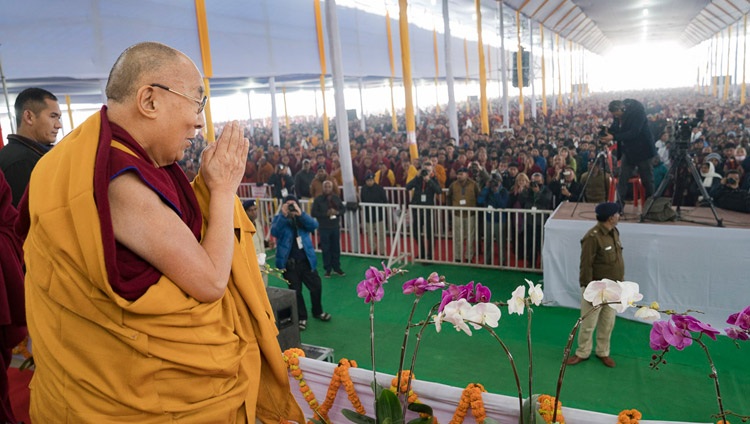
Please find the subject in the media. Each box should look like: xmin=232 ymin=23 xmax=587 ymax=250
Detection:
xmin=570 ymin=147 xmax=616 ymax=217
xmin=640 ymin=144 xmax=723 ymax=227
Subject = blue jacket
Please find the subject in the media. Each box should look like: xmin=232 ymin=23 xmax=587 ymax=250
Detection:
xmin=478 ymin=186 xmax=509 ymax=222
xmin=271 ymin=211 xmax=319 ymax=269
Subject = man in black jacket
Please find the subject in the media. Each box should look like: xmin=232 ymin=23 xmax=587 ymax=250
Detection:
xmin=406 ymin=161 xmax=442 ymax=261
xmin=267 ymin=163 xmax=295 ymax=200
xmin=360 ymin=173 xmax=389 ymax=255
xmin=311 ymin=180 xmax=345 ymax=277
xmin=601 ymin=99 xmax=656 ymax=207
xmin=293 ymin=159 xmax=315 ymax=198
xmin=0 ymin=88 xmax=61 ymax=206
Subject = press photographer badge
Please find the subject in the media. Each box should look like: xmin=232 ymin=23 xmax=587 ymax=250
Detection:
xmin=281 ymin=188 xmax=288 ymax=198
xmin=296 ymin=236 xmax=303 ymax=249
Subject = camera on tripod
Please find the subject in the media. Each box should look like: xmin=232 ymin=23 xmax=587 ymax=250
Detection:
xmin=674 ymin=109 xmax=704 ymax=149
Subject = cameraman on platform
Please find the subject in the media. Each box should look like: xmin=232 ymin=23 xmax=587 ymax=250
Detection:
xmin=600 ymin=99 xmax=657 ymax=207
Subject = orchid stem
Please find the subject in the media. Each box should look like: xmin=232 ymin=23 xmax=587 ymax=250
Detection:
xmin=484 ymin=325 xmax=525 ymax=421
xmin=552 ymin=302 xmax=609 ymax=423
xmin=369 ymin=302 xmax=379 ymax=422
xmin=527 ymin=303 xmax=534 ymax=424
xmin=403 ymin=304 xmax=440 ymax=420
xmin=695 ymin=338 xmax=727 ymax=422
xmin=396 ymin=296 xmax=422 ymax=410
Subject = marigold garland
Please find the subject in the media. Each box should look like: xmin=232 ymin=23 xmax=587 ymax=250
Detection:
xmin=283 ymin=348 xmax=327 ymax=424
xmin=320 ymin=358 xmax=366 ymax=416
xmin=450 ymin=383 xmax=487 ymax=424
xmin=537 ymin=394 xmax=566 ymax=424
xmin=389 ymin=370 xmax=437 ymax=422
xmin=617 ymin=408 xmax=642 ymax=424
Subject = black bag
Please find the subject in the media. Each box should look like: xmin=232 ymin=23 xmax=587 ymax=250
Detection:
xmin=643 ymin=197 xmax=676 ymax=222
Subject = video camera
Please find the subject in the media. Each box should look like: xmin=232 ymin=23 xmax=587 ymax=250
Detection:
xmin=674 ymin=109 xmax=704 ymax=148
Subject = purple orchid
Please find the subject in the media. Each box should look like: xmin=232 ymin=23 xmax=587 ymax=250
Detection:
xmin=356 ymin=262 xmax=395 ymax=304
xmin=726 ymin=305 xmax=750 ymax=330
xmin=402 ymin=272 xmax=446 ymax=296
xmin=660 ymin=320 xmax=694 ymax=350
xmin=725 ymin=327 xmax=750 ymax=341
xmin=649 ymin=320 xmax=672 ymax=350
xmin=438 ymin=281 xmax=493 ymax=312
xmin=672 ymin=314 xmax=720 ymax=340
xmin=357 ymin=277 xmax=385 ymax=303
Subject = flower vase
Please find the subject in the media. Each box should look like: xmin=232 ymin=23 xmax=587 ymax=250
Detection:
xmin=519 ymin=394 xmax=546 ymax=424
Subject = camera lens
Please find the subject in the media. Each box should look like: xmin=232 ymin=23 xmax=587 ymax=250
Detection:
xmin=420 ymin=169 xmax=429 ymax=177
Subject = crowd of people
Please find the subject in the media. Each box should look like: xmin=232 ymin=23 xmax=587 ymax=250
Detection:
xmin=180 ymin=89 xmax=750 ymax=215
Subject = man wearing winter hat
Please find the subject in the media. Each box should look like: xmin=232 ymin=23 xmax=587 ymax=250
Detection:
xmin=244 ymin=199 xmax=269 ymax=287
xmin=567 ymin=202 xmax=623 ymax=368
xmin=271 ymin=195 xmax=331 ymax=331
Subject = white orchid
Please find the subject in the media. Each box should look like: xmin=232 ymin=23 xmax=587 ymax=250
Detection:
xmin=465 ymin=302 xmax=502 ymax=329
xmin=435 ymin=299 xmax=474 ymax=335
xmin=583 ymin=278 xmax=621 ymax=306
xmin=635 ymin=306 xmax=661 ymax=321
xmin=583 ymin=279 xmax=644 ymax=313
xmin=611 ymin=281 xmax=643 ymax=313
xmin=508 ymin=286 xmax=526 ymax=315
xmin=526 ymin=279 xmax=544 ymax=306
xmin=435 ymin=299 xmax=502 ymax=335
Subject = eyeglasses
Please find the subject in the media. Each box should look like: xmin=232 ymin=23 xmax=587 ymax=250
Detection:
xmin=150 ymin=83 xmax=207 ymax=114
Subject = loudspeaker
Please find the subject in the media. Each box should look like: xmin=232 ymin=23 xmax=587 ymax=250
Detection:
xmin=347 ymin=109 xmax=358 ymax=120
xmin=266 ymin=286 xmax=301 ymax=350
xmin=512 ymin=49 xmax=530 ymax=88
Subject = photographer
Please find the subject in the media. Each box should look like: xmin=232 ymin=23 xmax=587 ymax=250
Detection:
xmin=271 ymin=195 xmax=332 ymax=331
xmin=549 ymin=166 xmax=583 ymax=206
xmin=470 ymin=160 xmax=491 ymax=189
xmin=406 ymin=162 xmax=442 ymax=260
xmin=601 ymin=99 xmax=657 ymax=206
xmin=478 ymin=174 xmax=509 ymax=265
xmin=711 ymin=170 xmax=750 ymax=213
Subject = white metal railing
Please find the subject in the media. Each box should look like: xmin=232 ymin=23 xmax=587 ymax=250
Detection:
xmin=241 ymin=192 xmax=549 ymax=272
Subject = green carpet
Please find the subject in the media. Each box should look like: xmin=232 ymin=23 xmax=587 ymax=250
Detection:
xmin=269 ymin=254 xmax=750 ymax=422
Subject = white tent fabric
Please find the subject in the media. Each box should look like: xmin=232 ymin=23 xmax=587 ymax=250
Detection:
xmin=0 ymin=0 xmax=490 ymax=102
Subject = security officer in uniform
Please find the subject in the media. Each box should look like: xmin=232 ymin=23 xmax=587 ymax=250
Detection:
xmin=566 ymin=202 xmax=624 ymax=368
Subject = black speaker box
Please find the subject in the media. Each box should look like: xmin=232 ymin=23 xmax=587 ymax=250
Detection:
xmin=266 ymin=286 xmax=301 ymax=350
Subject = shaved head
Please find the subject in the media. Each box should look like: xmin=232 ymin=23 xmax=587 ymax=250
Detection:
xmin=105 ymin=42 xmax=183 ymax=103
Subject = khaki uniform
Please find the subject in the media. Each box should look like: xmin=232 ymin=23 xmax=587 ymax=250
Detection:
xmin=448 ymin=179 xmax=480 ymax=261
xmin=575 ymin=221 xmax=624 ymax=358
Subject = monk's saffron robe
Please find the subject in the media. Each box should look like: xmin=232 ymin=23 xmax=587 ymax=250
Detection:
xmin=24 ymin=107 xmax=303 ymax=423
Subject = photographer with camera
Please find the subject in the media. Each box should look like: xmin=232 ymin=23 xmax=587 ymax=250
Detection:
xmin=549 ymin=165 xmax=583 ymax=207
xmin=711 ymin=169 xmax=750 ymax=213
xmin=478 ymin=173 xmax=509 ymax=265
xmin=601 ymin=99 xmax=657 ymax=207
xmin=406 ymin=162 xmax=442 ymax=260
xmin=272 ymin=195 xmax=332 ymax=331
xmin=520 ymin=173 xmax=553 ymax=263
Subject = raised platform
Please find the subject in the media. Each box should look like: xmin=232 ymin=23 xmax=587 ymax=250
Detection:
xmin=542 ymin=201 xmax=750 ymax=331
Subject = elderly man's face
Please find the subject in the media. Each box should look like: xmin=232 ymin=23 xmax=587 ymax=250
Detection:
xmin=153 ymin=58 xmax=206 ymax=166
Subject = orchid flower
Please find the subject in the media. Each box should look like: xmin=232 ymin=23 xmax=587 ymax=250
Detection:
xmin=465 ymin=302 xmax=502 ymax=330
xmin=583 ymin=278 xmax=621 ymax=306
xmin=526 ymin=279 xmax=544 ymax=306
xmin=508 ymin=286 xmax=526 ymax=315
xmin=435 ymin=299 xmax=474 ymax=335
xmin=635 ymin=306 xmax=661 ymax=321
xmin=610 ymin=281 xmax=643 ymax=313
xmin=672 ymin=314 xmax=720 ymax=340
xmin=726 ymin=305 xmax=750 ymax=330
xmin=357 ymin=277 xmax=385 ymax=303
xmin=402 ymin=272 xmax=446 ymax=296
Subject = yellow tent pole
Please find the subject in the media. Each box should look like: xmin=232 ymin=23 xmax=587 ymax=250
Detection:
xmin=742 ymin=14 xmax=747 ymax=105
xmin=724 ymin=27 xmax=731 ymax=101
xmin=194 ymin=0 xmax=215 ymax=142
xmin=556 ymin=34 xmax=562 ymax=107
xmin=64 ymin=95 xmax=74 ymax=129
xmin=464 ymin=38 xmax=470 ymax=113
xmin=398 ymin=0 xmax=418 ymax=160
xmin=314 ymin=0 xmax=330 ymax=141
xmin=475 ymin=0 xmax=488 ymax=135
xmin=433 ymin=27 xmax=441 ymax=114
xmin=516 ymin=10 xmax=524 ymax=126
xmin=386 ymin=11 xmax=398 ymax=132
xmin=282 ymin=86 xmax=289 ymax=129
xmin=540 ymin=24 xmax=547 ymax=116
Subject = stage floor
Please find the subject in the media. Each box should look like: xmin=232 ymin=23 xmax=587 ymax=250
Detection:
xmin=542 ymin=201 xmax=750 ymax=331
